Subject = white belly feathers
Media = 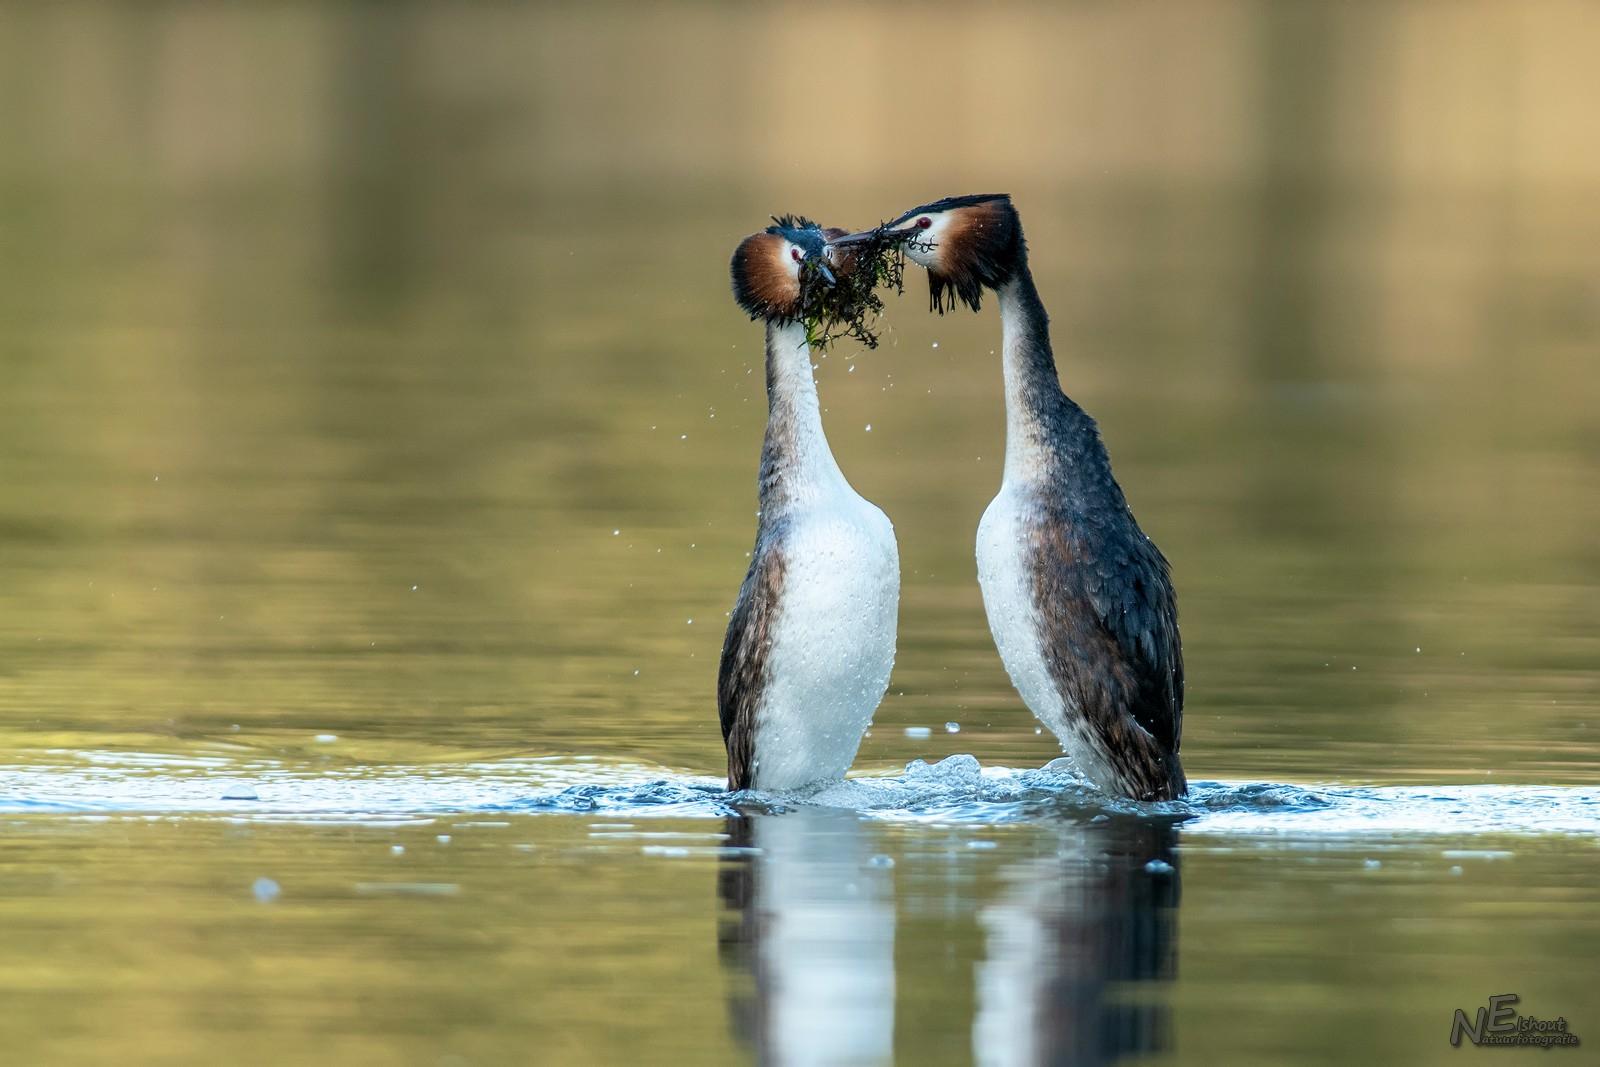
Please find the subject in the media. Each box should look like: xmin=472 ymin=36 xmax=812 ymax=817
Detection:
xmin=751 ymin=497 xmax=899 ymax=791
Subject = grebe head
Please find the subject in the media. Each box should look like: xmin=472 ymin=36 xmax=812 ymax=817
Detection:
xmin=730 ymin=216 xmax=843 ymax=324
xmin=831 ymin=194 xmax=1023 ymax=313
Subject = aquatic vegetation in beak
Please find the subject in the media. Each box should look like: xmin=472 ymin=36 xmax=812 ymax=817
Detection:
xmin=731 ymin=215 xmax=913 ymax=351
xmin=800 ymin=228 xmax=912 ymax=352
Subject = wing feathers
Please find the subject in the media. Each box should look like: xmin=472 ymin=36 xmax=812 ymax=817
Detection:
xmin=717 ymin=542 xmax=786 ymax=790
xmin=1032 ymin=513 xmax=1185 ymax=798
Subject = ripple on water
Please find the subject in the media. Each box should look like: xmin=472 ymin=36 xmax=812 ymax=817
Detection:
xmin=0 ymin=752 xmax=1595 ymax=837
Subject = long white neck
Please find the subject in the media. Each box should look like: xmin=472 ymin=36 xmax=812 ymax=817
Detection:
xmin=996 ymin=275 xmax=1062 ymax=485
xmin=759 ymin=321 xmax=850 ymax=512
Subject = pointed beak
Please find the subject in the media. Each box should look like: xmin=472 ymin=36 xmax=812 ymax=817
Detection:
xmin=828 ymin=224 xmax=914 ymax=251
xmin=813 ymin=261 xmax=837 ymax=286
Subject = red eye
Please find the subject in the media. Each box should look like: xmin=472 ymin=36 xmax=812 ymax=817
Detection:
xmin=791 ymin=248 xmax=802 ymax=261
xmin=917 ymin=216 xmax=932 ymax=228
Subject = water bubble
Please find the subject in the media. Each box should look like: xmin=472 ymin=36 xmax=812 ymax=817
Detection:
xmin=252 ymin=878 xmax=281 ymax=903
xmin=944 ymin=722 xmax=961 ymax=734
xmin=864 ymin=424 xmax=872 ymax=432
xmin=1034 ymin=727 xmax=1043 ymax=735
xmin=313 ymin=734 xmax=338 ymax=744
xmin=612 ymin=529 xmax=620 ymax=536
xmin=1143 ymin=859 xmax=1174 ymax=875
xmin=391 ymin=845 xmax=406 ymax=856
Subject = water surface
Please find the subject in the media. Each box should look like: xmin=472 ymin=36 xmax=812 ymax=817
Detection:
xmin=2 ymin=3 xmax=1598 ymax=1064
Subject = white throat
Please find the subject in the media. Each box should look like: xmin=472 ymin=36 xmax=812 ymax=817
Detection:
xmin=996 ymin=281 xmax=1051 ymax=485
xmin=768 ymin=321 xmax=851 ymax=501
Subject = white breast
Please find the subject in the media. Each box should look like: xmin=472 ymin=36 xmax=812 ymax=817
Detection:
xmin=976 ymin=487 xmax=1114 ymax=787
xmin=752 ymin=494 xmax=899 ymax=791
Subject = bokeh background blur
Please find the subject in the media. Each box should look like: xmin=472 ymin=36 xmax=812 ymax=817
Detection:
xmin=1 ymin=3 xmax=1598 ymax=1064
xmin=4 ymin=0 xmax=1595 ymax=780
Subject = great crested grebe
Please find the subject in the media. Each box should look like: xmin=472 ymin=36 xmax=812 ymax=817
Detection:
xmin=719 ymin=217 xmax=899 ymax=792
xmin=832 ymin=195 xmax=1186 ymax=800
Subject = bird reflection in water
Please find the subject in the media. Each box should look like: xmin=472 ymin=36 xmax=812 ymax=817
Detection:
xmin=718 ymin=807 xmax=1180 ymax=1066
xmin=718 ymin=807 xmax=896 ymax=1066
xmin=973 ymin=814 xmax=1181 ymax=1066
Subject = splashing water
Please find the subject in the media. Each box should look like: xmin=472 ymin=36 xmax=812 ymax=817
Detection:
xmin=0 ymin=751 xmax=1594 ymax=836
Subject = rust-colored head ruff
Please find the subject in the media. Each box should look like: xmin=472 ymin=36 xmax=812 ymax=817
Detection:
xmin=729 ymin=216 xmax=903 ymax=348
xmin=730 ymin=215 xmax=829 ymax=323
xmin=881 ymin=194 xmax=1024 ymax=313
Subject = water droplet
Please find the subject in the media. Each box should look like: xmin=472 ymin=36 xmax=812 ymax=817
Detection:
xmin=612 ymin=529 xmax=620 ymax=536
xmin=313 ymin=734 xmax=338 ymax=744
xmin=253 ymin=878 xmax=281 ymax=903
xmin=1143 ymin=859 xmax=1174 ymax=875
xmin=864 ymin=424 xmax=872 ymax=432
xmin=390 ymin=845 xmax=405 ymax=855
xmin=944 ymin=721 xmax=961 ymax=734
xmin=436 ymin=834 xmax=451 ymax=845
xmin=903 ymin=726 xmax=931 ymax=739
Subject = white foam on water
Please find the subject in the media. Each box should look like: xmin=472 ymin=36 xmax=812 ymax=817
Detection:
xmin=0 ymin=751 xmax=1595 ymax=837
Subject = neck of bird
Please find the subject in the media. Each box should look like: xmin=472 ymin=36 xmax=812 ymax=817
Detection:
xmin=997 ymin=266 xmax=1067 ymax=485
xmin=759 ymin=321 xmax=848 ymax=513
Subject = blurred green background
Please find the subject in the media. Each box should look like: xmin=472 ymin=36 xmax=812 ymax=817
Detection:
xmin=0 ymin=3 xmax=1597 ymax=1065
xmin=2 ymin=0 xmax=1596 ymax=781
